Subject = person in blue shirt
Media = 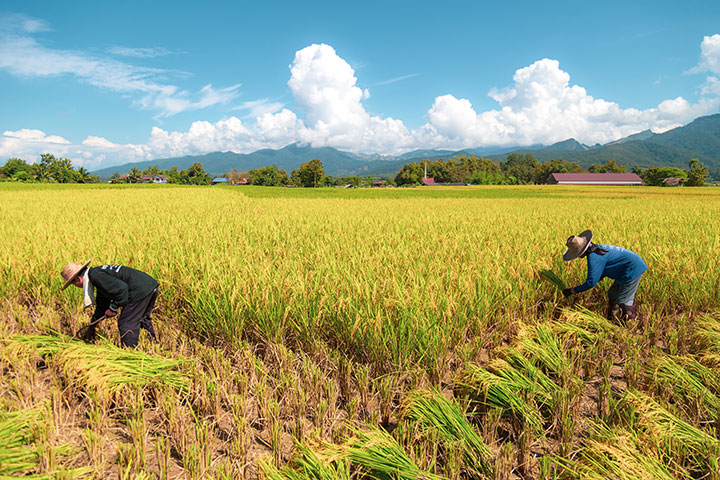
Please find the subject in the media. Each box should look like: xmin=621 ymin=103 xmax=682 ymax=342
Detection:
xmin=561 ymin=230 xmax=648 ymax=323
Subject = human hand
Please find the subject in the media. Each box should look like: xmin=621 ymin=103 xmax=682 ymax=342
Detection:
xmin=562 ymin=288 xmax=574 ymax=298
xmin=82 ymin=324 xmax=97 ymax=343
xmin=104 ymin=308 xmax=118 ymax=318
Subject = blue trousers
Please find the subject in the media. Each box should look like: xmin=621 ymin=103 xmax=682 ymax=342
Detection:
xmin=607 ymin=274 xmax=643 ymax=306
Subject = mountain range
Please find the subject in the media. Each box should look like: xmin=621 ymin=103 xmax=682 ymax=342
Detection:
xmin=93 ymin=113 xmax=720 ymax=179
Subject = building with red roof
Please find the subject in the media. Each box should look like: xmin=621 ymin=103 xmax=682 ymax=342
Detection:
xmin=546 ymin=173 xmax=643 ymax=185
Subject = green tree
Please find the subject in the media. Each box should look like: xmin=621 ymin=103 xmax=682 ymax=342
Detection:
xmin=461 ymin=156 xmax=501 ymax=174
xmin=467 ymin=170 xmax=510 ymax=185
xmin=588 ymin=159 xmax=626 ymax=173
xmin=642 ymin=166 xmax=688 ymax=186
xmin=76 ymin=167 xmax=91 ymax=183
xmin=532 ymin=158 xmax=584 ymax=184
xmin=166 ymin=166 xmax=181 ymax=184
xmin=47 ymin=156 xmax=75 ymax=183
xmin=185 ymin=162 xmax=211 ymax=185
xmin=502 ymin=153 xmax=538 ymax=184
xmin=1 ymin=158 xmax=29 ymax=178
xmin=334 ymin=176 xmax=362 ymax=187
xmin=30 ymin=153 xmax=55 ymax=181
xmin=394 ymin=162 xmax=424 ymax=186
xmin=686 ymin=158 xmax=708 ymax=186
xmin=291 ymin=159 xmax=325 ymax=187
xmin=631 ymin=166 xmax=645 ymax=177
xmin=249 ymin=165 xmax=289 ymax=186
xmin=128 ymin=167 xmax=143 ymax=183
xmin=143 ymin=164 xmax=161 ymax=176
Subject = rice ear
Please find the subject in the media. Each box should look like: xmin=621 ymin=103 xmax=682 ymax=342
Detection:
xmin=540 ymin=269 xmax=567 ymax=290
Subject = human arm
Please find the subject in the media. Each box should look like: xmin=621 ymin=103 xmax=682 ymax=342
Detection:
xmin=89 ymin=269 xmax=129 ymax=312
xmin=571 ymin=254 xmax=606 ymax=294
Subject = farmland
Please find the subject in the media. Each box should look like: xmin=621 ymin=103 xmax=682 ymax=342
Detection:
xmin=1 ymin=182 xmax=719 ymax=479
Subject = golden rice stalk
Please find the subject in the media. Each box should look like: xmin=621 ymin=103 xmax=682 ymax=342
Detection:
xmin=515 ymin=323 xmax=572 ymax=379
xmin=5 ymin=334 xmax=190 ymax=397
xmin=619 ymin=389 xmax=720 ymax=462
xmin=321 ymin=424 xmax=448 ymax=480
xmin=258 ymin=442 xmax=351 ymax=480
xmin=0 ymin=402 xmax=89 ymax=478
xmin=455 ymin=362 xmax=544 ymax=432
xmin=649 ymin=355 xmax=720 ymax=415
xmin=691 ymin=313 xmax=720 ymax=355
xmin=400 ymin=388 xmax=493 ymax=477
xmin=553 ymin=307 xmax=619 ymax=345
xmin=556 ymin=422 xmax=678 ymax=480
xmin=539 ymin=269 xmax=567 ymax=291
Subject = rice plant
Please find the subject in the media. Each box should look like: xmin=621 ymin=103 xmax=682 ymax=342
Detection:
xmin=556 ymin=422 xmax=680 ymax=480
xmin=539 ymin=269 xmax=567 ymax=291
xmin=514 ymin=323 xmax=580 ymax=387
xmin=455 ymin=362 xmax=545 ymax=432
xmin=553 ymin=307 xmax=619 ymax=345
xmin=691 ymin=313 xmax=720 ymax=355
xmin=618 ymin=389 xmax=720 ymax=472
xmin=326 ymin=424 xmax=448 ymax=480
xmin=400 ymin=388 xmax=493 ymax=477
xmin=5 ymin=334 xmax=190 ymax=397
xmin=0 ymin=402 xmax=88 ymax=478
xmin=2 ymin=183 xmax=720 ymax=476
xmin=649 ymin=354 xmax=720 ymax=418
xmin=258 ymin=442 xmax=351 ymax=480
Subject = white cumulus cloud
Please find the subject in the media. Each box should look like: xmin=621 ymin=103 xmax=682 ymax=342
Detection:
xmin=0 ymin=15 xmax=241 ymax=119
xmin=690 ymin=34 xmax=720 ymax=74
xmin=419 ymin=57 xmax=720 ymax=148
xmin=3 ymin=34 xmax=720 ymax=170
xmin=0 ymin=130 xmax=149 ymax=170
xmin=285 ymin=44 xmax=408 ymax=152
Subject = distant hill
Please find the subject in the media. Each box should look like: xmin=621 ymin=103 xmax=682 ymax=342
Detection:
xmin=92 ymin=113 xmax=720 ymax=179
xmin=486 ymin=113 xmax=720 ymax=170
xmin=93 ymin=144 xmax=385 ymax=179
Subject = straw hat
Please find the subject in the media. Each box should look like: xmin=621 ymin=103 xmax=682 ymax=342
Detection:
xmin=61 ymin=259 xmax=91 ymax=290
xmin=563 ymin=230 xmax=593 ymax=261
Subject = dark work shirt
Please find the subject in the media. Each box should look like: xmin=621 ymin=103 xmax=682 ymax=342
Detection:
xmin=88 ymin=265 xmax=158 ymax=319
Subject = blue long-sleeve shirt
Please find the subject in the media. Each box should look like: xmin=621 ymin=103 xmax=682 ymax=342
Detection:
xmin=573 ymin=244 xmax=648 ymax=294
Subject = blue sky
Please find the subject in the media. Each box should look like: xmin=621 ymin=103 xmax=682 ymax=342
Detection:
xmin=1 ymin=0 xmax=720 ymax=170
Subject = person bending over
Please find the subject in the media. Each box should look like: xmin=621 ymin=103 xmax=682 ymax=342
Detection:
xmin=61 ymin=260 xmax=158 ymax=347
xmin=561 ymin=230 xmax=647 ymax=323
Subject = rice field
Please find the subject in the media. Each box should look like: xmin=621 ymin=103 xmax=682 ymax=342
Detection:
xmin=0 ymin=181 xmax=719 ymax=479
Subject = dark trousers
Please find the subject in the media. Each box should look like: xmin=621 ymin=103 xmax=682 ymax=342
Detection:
xmin=117 ymin=288 xmax=158 ymax=348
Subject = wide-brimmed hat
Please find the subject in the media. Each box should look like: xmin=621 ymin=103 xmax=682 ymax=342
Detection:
xmin=563 ymin=230 xmax=593 ymax=261
xmin=61 ymin=259 xmax=91 ymax=290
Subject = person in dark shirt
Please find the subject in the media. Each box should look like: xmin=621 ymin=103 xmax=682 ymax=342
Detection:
xmin=561 ymin=230 xmax=648 ymax=323
xmin=61 ymin=259 xmax=159 ymax=347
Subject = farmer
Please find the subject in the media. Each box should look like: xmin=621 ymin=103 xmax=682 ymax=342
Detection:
xmin=561 ymin=230 xmax=648 ymax=323
xmin=61 ymin=260 xmax=159 ymax=347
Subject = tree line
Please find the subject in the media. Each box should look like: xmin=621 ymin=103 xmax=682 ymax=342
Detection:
xmin=109 ymin=163 xmax=212 ymax=185
xmin=0 ymin=154 xmax=100 ymax=183
xmin=393 ymin=154 xmax=710 ymax=186
xmin=2 ymin=153 xmax=711 ymax=187
xmin=224 ymin=159 xmax=382 ymax=188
